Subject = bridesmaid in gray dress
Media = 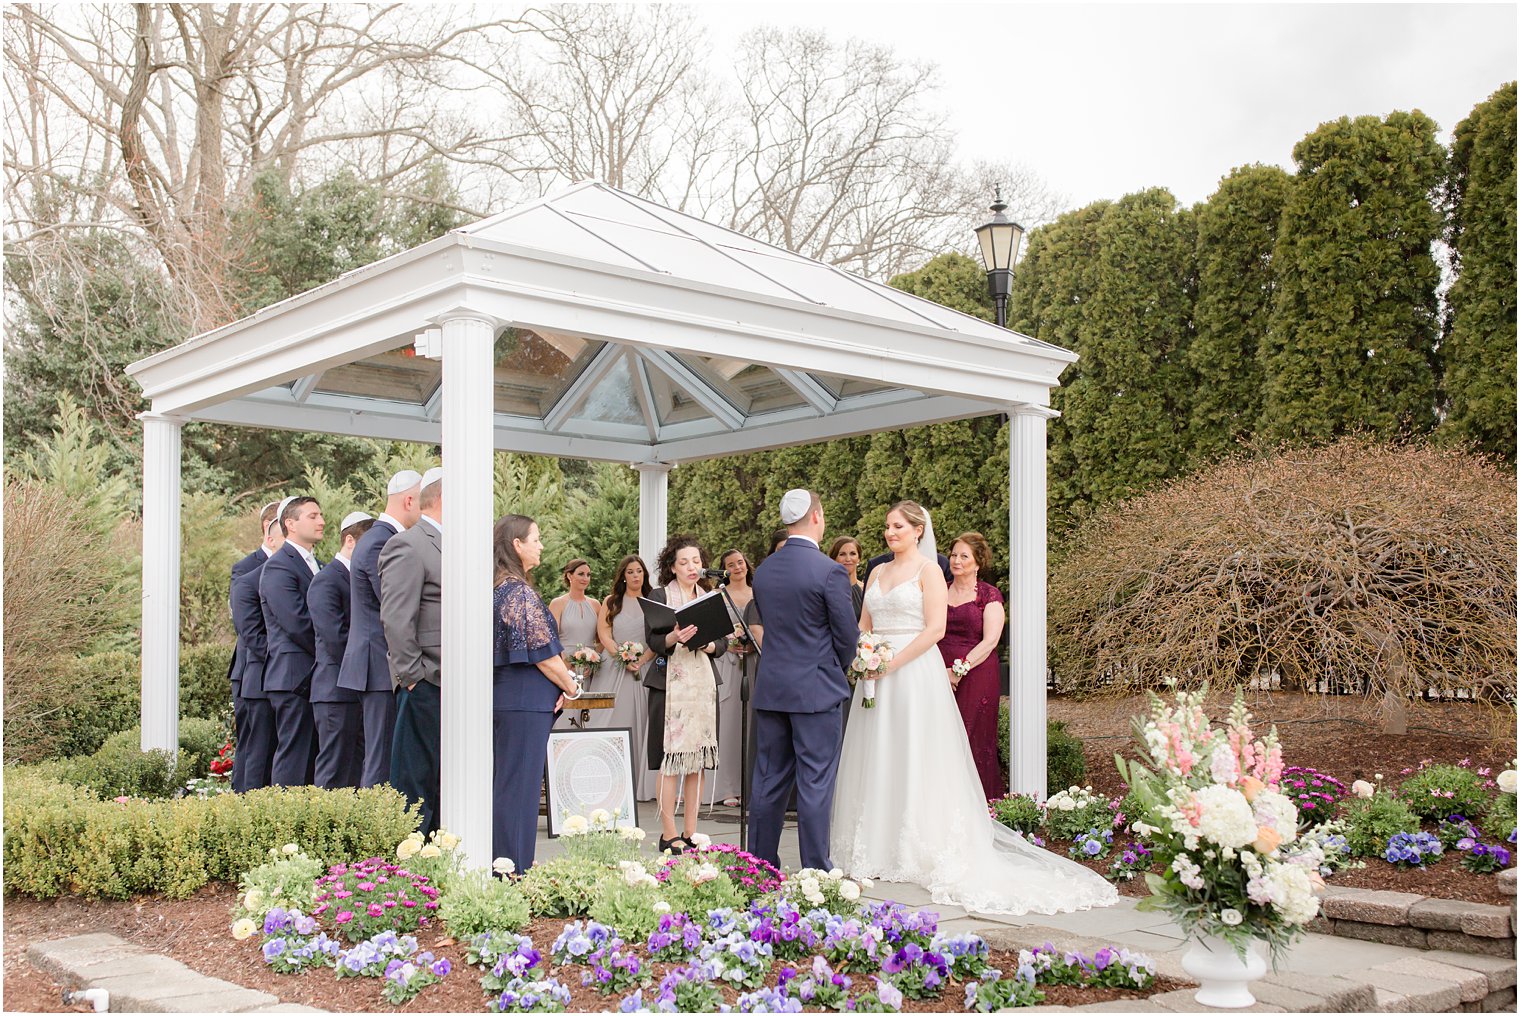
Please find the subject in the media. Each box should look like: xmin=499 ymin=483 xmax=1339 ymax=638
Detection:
xmin=592 ymin=555 xmax=659 ymax=800
xmin=712 ymin=549 xmax=755 ymax=805
xmin=549 ymin=559 xmax=610 ymax=729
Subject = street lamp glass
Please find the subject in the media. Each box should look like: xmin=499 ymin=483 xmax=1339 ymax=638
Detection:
xmin=974 ymin=216 xmax=1025 ymax=273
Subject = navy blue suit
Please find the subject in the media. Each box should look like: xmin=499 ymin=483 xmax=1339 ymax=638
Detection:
xmin=492 ymin=579 xmax=565 ymax=871
xmin=308 ymin=558 xmax=362 ymax=789
xmin=230 ymin=566 xmax=276 ymax=792
xmin=338 ymin=519 xmax=400 ymax=787
xmin=749 ymin=536 xmax=858 ymax=870
xmin=227 ymin=547 xmax=266 ymax=779
xmin=260 ymin=542 xmax=320 ymax=786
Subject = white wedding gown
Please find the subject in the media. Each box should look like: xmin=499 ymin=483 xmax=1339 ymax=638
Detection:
xmin=830 ymin=573 xmax=1119 ymax=915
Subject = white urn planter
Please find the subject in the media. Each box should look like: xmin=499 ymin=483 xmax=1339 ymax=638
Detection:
xmin=1180 ymin=934 xmax=1268 ymax=1008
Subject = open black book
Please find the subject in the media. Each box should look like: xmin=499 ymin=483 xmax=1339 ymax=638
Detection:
xmin=637 ymin=589 xmax=735 ymax=650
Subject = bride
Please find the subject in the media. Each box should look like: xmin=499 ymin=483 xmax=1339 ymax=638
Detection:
xmin=830 ymin=500 xmax=1118 ymax=915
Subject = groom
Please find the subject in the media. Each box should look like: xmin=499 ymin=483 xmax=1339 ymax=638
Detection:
xmin=749 ymin=488 xmax=858 ymax=871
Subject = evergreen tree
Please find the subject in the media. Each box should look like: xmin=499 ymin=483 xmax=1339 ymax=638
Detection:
xmin=886 ymin=252 xmax=995 ymax=319
xmin=1262 ymin=111 xmax=1445 ymax=442
xmin=1442 ymin=82 xmax=1517 ymax=465
xmin=1189 ymin=164 xmax=1291 ymax=460
xmin=545 ymin=462 xmax=639 ymax=600
xmin=1042 ymin=190 xmax=1197 ymax=513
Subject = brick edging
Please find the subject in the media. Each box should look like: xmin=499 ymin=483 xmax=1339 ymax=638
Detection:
xmin=1313 ymin=886 xmax=1517 ymax=959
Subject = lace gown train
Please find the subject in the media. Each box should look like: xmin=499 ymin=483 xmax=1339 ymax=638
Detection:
xmin=829 ymin=575 xmax=1118 ymax=916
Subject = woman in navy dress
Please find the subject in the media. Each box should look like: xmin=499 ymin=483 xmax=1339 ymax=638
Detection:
xmin=492 ymin=513 xmax=583 ymax=872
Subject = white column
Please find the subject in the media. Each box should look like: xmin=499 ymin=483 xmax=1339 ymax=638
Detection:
xmin=1009 ymin=404 xmax=1058 ymax=800
xmin=438 ymin=313 xmax=496 ymax=868
xmin=636 ymin=463 xmax=672 ymax=570
xmin=140 ymin=412 xmax=183 ymax=753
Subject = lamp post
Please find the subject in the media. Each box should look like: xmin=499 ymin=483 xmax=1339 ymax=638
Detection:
xmin=974 ymin=187 xmax=1025 ymax=328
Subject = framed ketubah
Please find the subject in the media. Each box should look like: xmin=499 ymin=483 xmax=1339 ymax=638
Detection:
xmin=544 ymin=726 xmax=639 ymax=837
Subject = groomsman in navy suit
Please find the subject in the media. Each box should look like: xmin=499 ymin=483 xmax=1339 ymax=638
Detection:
xmin=260 ymin=496 xmax=325 ymax=786
xmin=228 ymin=500 xmax=281 ymax=791
xmin=338 ymin=470 xmax=423 ymax=788
xmin=308 ymin=511 xmax=374 ymax=789
xmin=380 ymin=467 xmax=444 ymax=836
xmin=749 ymin=489 xmax=858 ymax=871
xmin=230 ymin=503 xmax=284 ymax=792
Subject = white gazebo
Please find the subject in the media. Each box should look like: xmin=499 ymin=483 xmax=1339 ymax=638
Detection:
xmin=128 ymin=181 xmax=1075 ymax=865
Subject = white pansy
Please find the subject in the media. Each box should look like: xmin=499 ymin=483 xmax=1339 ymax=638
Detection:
xmin=1498 ymin=770 xmax=1517 ymax=795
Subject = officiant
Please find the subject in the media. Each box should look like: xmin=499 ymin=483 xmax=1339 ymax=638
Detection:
xmin=642 ymin=534 xmax=723 ymax=853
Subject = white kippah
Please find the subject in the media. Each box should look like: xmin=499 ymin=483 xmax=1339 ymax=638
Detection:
xmin=340 ymin=511 xmax=373 ymax=532
xmin=420 ymin=466 xmax=443 ymax=490
xmin=387 ymin=469 xmax=423 ymax=495
xmin=276 ymin=495 xmax=298 ymax=521
xmin=779 ymin=488 xmax=812 ymax=525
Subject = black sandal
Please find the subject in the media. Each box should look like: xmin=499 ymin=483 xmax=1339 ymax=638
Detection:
xmin=658 ymin=835 xmax=690 ymax=854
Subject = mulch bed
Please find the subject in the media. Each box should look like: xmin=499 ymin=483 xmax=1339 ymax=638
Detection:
xmin=3 ymin=886 xmax=1185 ymax=1013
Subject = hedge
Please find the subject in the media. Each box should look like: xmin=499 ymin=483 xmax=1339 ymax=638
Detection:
xmin=996 ymin=701 xmax=1088 ymax=796
xmin=3 ymin=771 xmax=420 ymax=900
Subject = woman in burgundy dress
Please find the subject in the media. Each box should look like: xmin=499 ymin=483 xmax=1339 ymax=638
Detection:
xmin=938 ymin=531 xmax=1007 ymax=801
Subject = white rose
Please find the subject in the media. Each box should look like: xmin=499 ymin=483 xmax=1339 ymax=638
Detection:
xmin=1351 ymin=780 xmax=1374 ymax=799
xmin=1498 ymin=770 xmax=1517 ymax=795
xmin=281 ymin=843 xmax=300 ymax=855
xmin=1219 ymin=908 xmax=1243 ymax=926
xmin=840 ymin=881 xmax=861 ymax=902
xmin=492 ymin=856 xmax=516 ymax=876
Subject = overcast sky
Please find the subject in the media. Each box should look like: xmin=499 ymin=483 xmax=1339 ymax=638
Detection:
xmin=702 ymin=1 xmax=1517 ymax=212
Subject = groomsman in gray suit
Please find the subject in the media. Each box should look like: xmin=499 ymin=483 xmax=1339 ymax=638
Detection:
xmin=308 ymin=511 xmax=374 ymax=789
xmin=338 ymin=470 xmax=423 ymax=787
xmin=379 ymin=467 xmax=444 ymax=836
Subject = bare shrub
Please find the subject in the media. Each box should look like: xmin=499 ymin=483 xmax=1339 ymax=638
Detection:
xmin=3 ymin=477 xmax=135 ymax=759
xmin=1048 ymin=439 xmax=1516 ymax=705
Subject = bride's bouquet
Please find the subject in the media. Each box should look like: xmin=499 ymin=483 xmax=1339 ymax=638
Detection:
xmin=568 ymin=646 xmax=601 ymax=682
xmin=616 ymin=641 xmax=644 ymax=676
xmin=848 ymin=632 xmax=895 ymax=709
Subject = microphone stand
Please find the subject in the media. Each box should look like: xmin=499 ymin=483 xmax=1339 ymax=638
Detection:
xmin=712 ymin=573 xmax=760 ymax=852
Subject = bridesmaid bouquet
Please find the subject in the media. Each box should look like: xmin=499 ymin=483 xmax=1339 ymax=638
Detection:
xmin=951 ymin=658 xmax=972 ymax=681
xmin=616 ymin=641 xmax=645 ymax=675
xmin=568 ymin=646 xmax=601 ymax=681
xmin=849 ymin=632 xmax=895 ymax=709
xmin=726 ymin=623 xmax=750 ymax=653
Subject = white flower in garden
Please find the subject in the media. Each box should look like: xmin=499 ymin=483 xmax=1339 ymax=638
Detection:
xmin=690 ymin=832 xmax=711 ymax=848
xmin=397 ymin=839 xmax=421 ymax=860
xmin=418 ymin=844 xmax=441 ymax=858
xmin=1350 ymin=780 xmax=1374 ymax=799
xmin=653 ymin=901 xmax=672 ymax=914
xmin=492 ymin=856 xmax=516 ymax=876
xmin=242 ymin=888 xmax=263 ymax=912
xmin=827 ymin=868 xmax=844 ymax=879
xmin=562 ymin=815 xmax=589 ymax=836
xmin=1193 ymin=785 xmax=1259 ymax=849
xmin=437 ymin=831 xmax=460 ymax=850
xmin=618 ymin=826 xmax=647 ymax=842
xmin=800 ymin=876 xmax=821 ymax=899
xmin=840 ymin=881 xmax=861 ymax=902
xmin=281 ymin=843 xmax=300 ymax=855
xmin=1498 ymin=770 xmax=1517 ymax=795
xmin=859 ymin=877 xmax=874 ymax=888
xmin=231 ymin=918 xmax=257 ymax=940
xmin=407 ymin=831 xmax=425 ymax=844
xmin=590 ymin=808 xmax=612 ymax=827
xmin=1219 ymin=908 xmax=1243 ymax=926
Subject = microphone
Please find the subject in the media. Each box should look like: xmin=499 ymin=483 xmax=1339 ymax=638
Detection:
xmin=702 ymin=568 xmax=730 ymax=585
